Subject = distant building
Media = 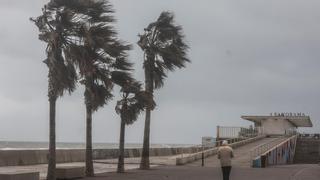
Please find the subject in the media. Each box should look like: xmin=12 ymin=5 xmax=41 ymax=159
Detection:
xmin=241 ymin=113 xmax=313 ymax=136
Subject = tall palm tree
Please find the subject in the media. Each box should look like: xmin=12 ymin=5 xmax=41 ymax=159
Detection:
xmin=137 ymin=11 xmax=190 ymax=169
xmin=31 ymin=3 xmax=77 ymax=180
xmin=115 ymin=81 xmax=155 ymax=173
xmin=60 ymin=0 xmax=132 ymax=176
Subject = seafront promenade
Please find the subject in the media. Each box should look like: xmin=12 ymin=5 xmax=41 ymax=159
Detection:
xmin=1 ymin=136 xmax=319 ymax=180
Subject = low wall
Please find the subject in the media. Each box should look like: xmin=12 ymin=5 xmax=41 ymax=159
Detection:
xmin=294 ymin=138 xmax=320 ymax=164
xmin=176 ymin=135 xmax=266 ymax=165
xmin=252 ymin=135 xmax=297 ymax=168
xmin=0 ymin=147 xmax=203 ymax=167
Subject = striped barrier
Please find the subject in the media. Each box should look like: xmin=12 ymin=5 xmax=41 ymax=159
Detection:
xmin=252 ymin=135 xmax=297 ymax=168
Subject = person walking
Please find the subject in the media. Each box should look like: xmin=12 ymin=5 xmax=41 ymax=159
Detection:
xmin=218 ymin=140 xmax=234 ymax=180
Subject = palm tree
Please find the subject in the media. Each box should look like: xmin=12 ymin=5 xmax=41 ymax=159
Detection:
xmin=115 ymin=81 xmax=155 ymax=173
xmin=60 ymin=0 xmax=132 ymax=176
xmin=137 ymin=11 xmax=190 ymax=169
xmin=31 ymin=3 xmax=77 ymax=180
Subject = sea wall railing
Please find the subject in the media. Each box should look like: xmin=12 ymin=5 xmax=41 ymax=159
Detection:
xmin=217 ymin=126 xmax=264 ymax=139
xmin=251 ymin=135 xmax=297 ymax=168
xmin=183 ymin=125 xmax=264 ymax=157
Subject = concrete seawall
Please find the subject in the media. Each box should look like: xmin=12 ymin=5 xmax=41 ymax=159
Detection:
xmin=294 ymin=138 xmax=320 ymax=164
xmin=0 ymin=147 xmax=203 ymax=167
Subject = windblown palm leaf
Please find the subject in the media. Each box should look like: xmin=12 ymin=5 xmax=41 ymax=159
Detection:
xmin=138 ymin=11 xmax=190 ymax=89
xmin=32 ymin=6 xmax=78 ymax=98
xmin=57 ymin=0 xmax=132 ymax=109
xmin=116 ymin=81 xmax=155 ymax=125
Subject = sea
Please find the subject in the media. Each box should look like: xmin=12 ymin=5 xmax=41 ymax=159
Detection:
xmin=0 ymin=141 xmax=193 ymax=150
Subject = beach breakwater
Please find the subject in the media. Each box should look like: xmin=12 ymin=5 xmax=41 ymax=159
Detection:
xmin=0 ymin=147 xmax=203 ymax=167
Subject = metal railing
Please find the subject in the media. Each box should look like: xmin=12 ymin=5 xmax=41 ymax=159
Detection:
xmin=285 ymin=128 xmax=298 ymax=136
xmin=250 ymin=137 xmax=285 ymax=164
xmin=180 ymin=137 xmax=244 ymax=158
xmin=217 ymin=126 xmax=264 ymax=139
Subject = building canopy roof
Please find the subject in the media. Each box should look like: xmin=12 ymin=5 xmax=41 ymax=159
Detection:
xmin=241 ymin=115 xmax=313 ymax=127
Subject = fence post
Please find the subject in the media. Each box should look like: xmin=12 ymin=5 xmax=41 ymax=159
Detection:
xmin=261 ymin=155 xmax=267 ymax=168
xmin=216 ymin=126 xmax=220 ymax=142
xmin=201 ymin=145 xmax=204 ymax=167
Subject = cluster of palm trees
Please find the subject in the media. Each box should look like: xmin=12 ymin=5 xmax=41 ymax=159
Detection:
xmin=31 ymin=0 xmax=189 ymax=180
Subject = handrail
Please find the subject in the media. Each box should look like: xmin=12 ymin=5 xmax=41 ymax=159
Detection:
xmin=292 ymin=134 xmax=298 ymax=163
xmin=250 ymin=138 xmax=281 ymax=162
xmin=189 ymin=135 xmax=266 ymax=157
xmin=180 ymin=137 xmax=245 ymax=158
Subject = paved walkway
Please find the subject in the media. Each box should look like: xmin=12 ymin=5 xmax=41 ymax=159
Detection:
xmin=188 ymin=137 xmax=283 ymax=167
xmin=0 ymin=155 xmax=177 ymax=180
xmin=83 ymin=164 xmax=320 ymax=180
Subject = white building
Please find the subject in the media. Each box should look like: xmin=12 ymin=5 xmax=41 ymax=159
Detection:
xmin=241 ymin=113 xmax=313 ymax=136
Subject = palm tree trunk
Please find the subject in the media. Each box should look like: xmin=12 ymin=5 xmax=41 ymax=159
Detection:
xmin=47 ymin=97 xmax=56 ymax=180
xmin=140 ymin=108 xmax=151 ymax=169
xmin=117 ymin=118 xmax=126 ymax=173
xmin=140 ymin=59 xmax=154 ymax=170
xmin=85 ymin=103 xmax=94 ymax=177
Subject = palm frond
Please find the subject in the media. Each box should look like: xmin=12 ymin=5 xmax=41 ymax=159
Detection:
xmin=85 ymin=83 xmax=113 ymax=111
xmin=115 ymin=79 xmax=156 ymax=125
xmin=138 ymin=11 xmax=190 ymax=90
xmin=31 ymin=3 xmax=79 ymax=98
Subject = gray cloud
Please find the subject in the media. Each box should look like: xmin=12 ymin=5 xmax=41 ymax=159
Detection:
xmin=0 ymin=0 xmax=319 ymax=144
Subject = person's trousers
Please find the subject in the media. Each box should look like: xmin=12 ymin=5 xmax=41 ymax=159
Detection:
xmin=221 ymin=166 xmax=232 ymax=180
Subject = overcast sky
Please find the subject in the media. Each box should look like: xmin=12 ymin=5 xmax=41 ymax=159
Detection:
xmin=0 ymin=0 xmax=319 ymax=144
